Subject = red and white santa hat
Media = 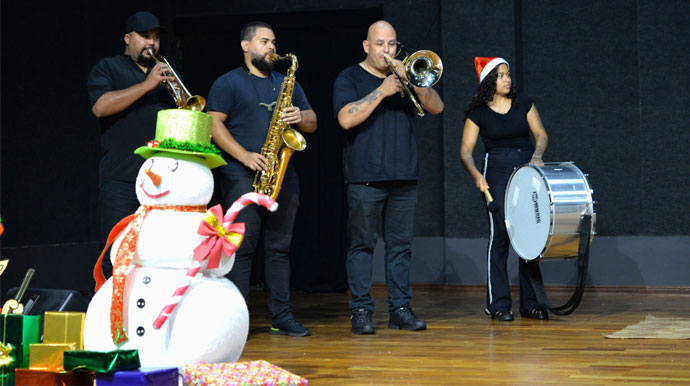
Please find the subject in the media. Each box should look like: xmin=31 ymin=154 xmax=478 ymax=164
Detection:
xmin=474 ymin=57 xmax=509 ymax=84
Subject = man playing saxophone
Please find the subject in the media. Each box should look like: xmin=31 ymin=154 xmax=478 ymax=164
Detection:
xmin=333 ymin=20 xmax=443 ymax=335
xmin=207 ymin=21 xmax=317 ymax=337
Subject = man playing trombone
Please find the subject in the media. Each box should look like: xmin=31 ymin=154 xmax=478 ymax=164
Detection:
xmin=87 ymin=11 xmax=177 ymax=274
xmin=333 ymin=20 xmax=444 ymax=335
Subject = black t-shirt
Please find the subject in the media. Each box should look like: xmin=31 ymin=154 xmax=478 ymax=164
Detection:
xmin=87 ymin=55 xmax=175 ymax=185
xmin=333 ymin=64 xmax=418 ymax=183
xmin=467 ymin=93 xmax=534 ymax=151
xmin=206 ymin=67 xmax=312 ymax=178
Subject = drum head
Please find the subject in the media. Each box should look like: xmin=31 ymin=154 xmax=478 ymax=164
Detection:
xmin=505 ymin=166 xmax=551 ymax=260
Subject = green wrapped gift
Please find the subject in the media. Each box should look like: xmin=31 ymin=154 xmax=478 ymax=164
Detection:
xmin=0 ymin=314 xmax=41 ymax=386
xmin=63 ymin=349 xmax=140 ymax=373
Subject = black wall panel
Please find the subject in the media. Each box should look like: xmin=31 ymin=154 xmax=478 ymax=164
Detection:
xmin=521 ymin=1 xmax=641 ymax=235
xmin=638 ymin=1 xmax=690 ymax=235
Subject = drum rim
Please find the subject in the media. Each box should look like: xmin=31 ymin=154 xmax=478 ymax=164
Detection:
xmin=505 ymin=163 xmax=554 ymax=260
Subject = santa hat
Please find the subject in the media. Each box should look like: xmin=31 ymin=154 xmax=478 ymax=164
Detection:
xmin=474 ymin=57 xmax=509 ymax=84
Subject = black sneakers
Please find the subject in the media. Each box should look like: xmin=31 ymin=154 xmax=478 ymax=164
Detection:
xmin=269 ymin=319 xmax=311 ymax=337
xmin=522 ymin=308 xmax=549 ymax=320
xmin=485 ymin=308 xmax=515 ymax=321
xmin=351 ymin=308 xmax=375 ymax=335
xmin=388 ymin=306 xmax=427 ymax=331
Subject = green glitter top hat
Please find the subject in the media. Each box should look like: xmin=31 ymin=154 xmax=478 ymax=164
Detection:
xmin=134 ymin=109 xmax=226 ymax=169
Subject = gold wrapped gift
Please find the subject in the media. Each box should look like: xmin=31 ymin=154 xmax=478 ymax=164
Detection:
xmin=42 ymin=312 xmax=85 ymax=349
xmin=29 ymin=342 xmax=76 ymax=371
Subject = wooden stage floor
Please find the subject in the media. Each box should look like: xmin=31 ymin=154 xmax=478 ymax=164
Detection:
xmin=240 ymin=286 xmax=690 ymax=385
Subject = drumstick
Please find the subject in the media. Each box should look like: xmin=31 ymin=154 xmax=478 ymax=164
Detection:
xmin=482 ymin=188 xmax=498 ymax=212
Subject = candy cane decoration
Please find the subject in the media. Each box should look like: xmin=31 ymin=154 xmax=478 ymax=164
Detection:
xmin=152 ymin=192 xmax=278 ymax=330
xmin=224 ymin=192 xmax=278 ymax=224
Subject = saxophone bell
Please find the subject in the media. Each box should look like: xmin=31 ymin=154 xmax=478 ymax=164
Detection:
xmin=282 ymin=128 xmax=307 ymax=152
xmin=267 ymin=128 xmax=307 ymax=200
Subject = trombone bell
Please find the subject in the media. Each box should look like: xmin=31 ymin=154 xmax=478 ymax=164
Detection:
xmin=405 ymin=50 xmax=443 ymax=88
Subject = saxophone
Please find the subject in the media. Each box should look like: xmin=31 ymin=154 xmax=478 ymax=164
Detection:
xmin=253 ymin=53 xmax=307 ymax=200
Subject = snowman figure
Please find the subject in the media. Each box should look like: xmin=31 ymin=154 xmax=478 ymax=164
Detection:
xmin=84 ymin=109 xmax=276 ymax=367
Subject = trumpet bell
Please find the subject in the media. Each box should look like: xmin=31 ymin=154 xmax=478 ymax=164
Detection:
xmin=183 ymin=95 xmax=206 ymax=111
xmin=147 ymin=48 xmax=206 ymax=111
xmin=405 ymin=50 xmax=443 ymax=88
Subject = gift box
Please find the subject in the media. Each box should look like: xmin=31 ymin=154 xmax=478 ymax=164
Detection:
xmin=14 ymin=368 xmax=95 ymax=385
xmin=64 ymin=349 xmax=140 ymax=373
xmin=29 ymin=342 xmax=76 ymax=371
xmin=43 ymin=312 xmax=85 ymax=349
xmin=96 ymin=367 xmax=179 ymax=385
xmin=0 ymin=314 xmax=41 ymax=385
xmin=182 ymin=360 xmax=308 ymax=386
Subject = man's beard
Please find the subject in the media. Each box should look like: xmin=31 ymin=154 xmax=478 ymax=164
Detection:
xmin=137 ymin=50 xmax=156 ymax=67
xmin=251 ymin=55 xmax=274 ymax=73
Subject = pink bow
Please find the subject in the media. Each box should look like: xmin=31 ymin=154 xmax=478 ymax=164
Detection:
xmin=193 ymin=204 xmax=245 ymax=269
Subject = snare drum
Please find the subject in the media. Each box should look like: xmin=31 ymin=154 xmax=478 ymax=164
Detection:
xmin=504 ymin=162 xmax=595 ymax=261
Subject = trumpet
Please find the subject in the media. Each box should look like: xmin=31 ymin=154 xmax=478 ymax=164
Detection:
xmin=147 ymin=48 xmax=206 ymax=111
xmin=383 ymin=44 xmax=443 ymax=116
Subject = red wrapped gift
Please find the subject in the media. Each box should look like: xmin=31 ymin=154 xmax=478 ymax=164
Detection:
xmin=14 ymin=368 xmax=94 ymax=385
xmin=182 ymin=360 xmax=308 ymax=386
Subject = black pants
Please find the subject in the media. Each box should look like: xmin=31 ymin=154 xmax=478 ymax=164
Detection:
xmin=482 ymin=148 xmax=544 ymax=315
xmin=217 ymin=173 xmax=299 ymax=323
xmin=346 ymin=181 xmax=417 ymax=313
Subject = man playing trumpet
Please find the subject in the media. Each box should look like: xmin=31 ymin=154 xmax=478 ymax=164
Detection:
xmin=87 ymin=11 xmax=178 ymax=275
xmin=333 ymin=20 xmax=444 ymax=335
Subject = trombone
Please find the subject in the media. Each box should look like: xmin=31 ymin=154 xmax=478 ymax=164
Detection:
xmin=383 ymin=43 xmax=443 ymax=116
xmin=147 ymin=48 xmax=206 ymax=111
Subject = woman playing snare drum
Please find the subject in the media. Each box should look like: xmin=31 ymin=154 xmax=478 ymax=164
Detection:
xmin=459 ymin=57 xmax=549 ymax=321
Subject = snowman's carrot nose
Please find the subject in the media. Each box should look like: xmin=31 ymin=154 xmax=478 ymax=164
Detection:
xmin=145 ymin=169 xmax=162 ymax=186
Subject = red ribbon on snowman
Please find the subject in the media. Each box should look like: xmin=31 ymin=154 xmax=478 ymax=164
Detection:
xmin=193 ymin=205 xmax=245 ymax=270
xmin=152 ymin=192 xmax=278 ymax=330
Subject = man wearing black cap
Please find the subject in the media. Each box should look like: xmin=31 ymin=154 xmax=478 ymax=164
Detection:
xmin=87 ymin=11 xmax=178 ymax=267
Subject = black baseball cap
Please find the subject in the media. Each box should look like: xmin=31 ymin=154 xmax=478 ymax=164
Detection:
xmin=124 ymin=11 xmax=167 ymax=34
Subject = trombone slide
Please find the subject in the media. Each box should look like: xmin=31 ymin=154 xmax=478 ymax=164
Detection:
xmin=383 ymin=55 xmax=425 ymax=116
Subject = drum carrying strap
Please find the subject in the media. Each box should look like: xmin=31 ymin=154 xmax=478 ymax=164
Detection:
xmin=527 ymin=214 xmax=592 ymax=316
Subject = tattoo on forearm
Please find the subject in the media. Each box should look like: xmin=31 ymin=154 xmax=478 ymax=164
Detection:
xmin=347 ymin=89 xmax=382 ymax=114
